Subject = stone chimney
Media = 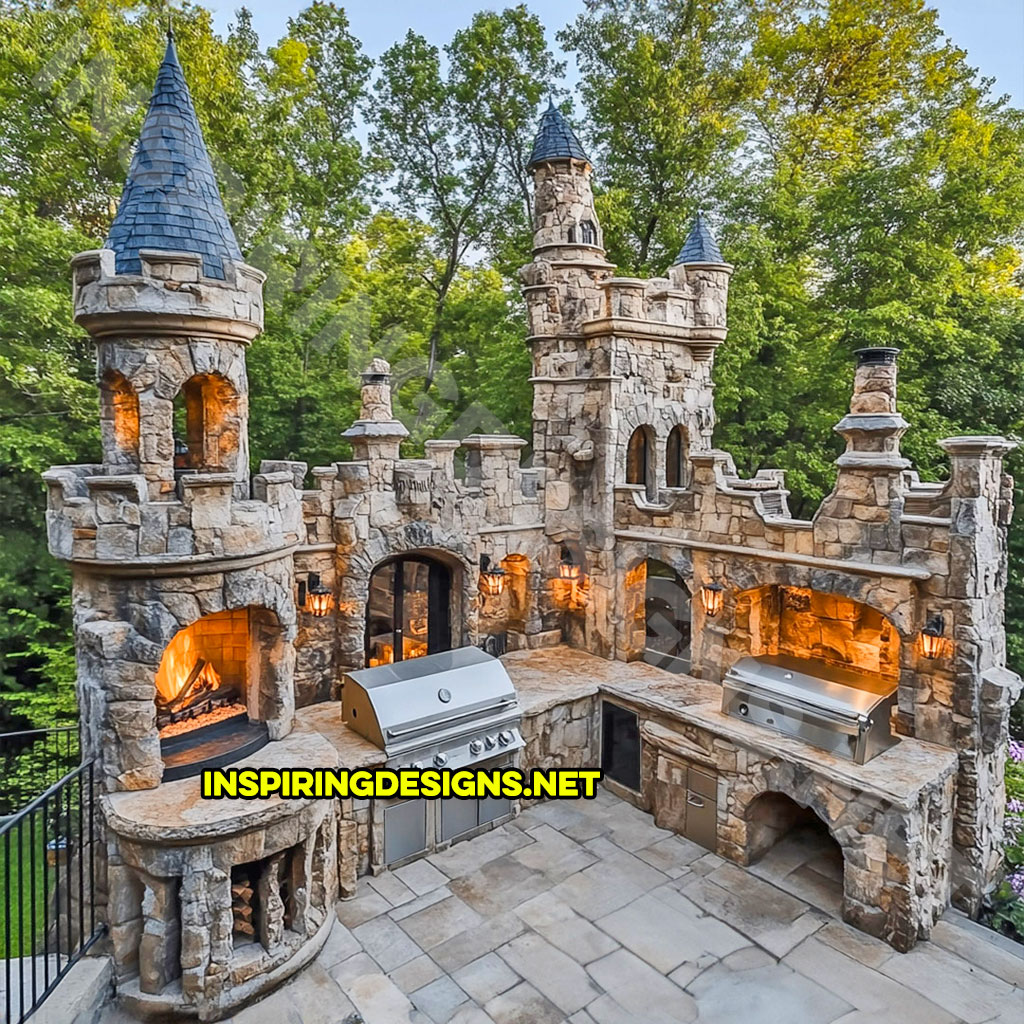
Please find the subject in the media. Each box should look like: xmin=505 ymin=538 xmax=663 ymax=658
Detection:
xmin=815 ymin=348 xmax=909 ymax=558
xmin=342 ymin=359 xmax=409 ymax=470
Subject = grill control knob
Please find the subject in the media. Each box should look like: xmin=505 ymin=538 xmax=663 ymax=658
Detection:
xmin=484 ymin=735 xmax=497 ymax=749
xmin=497 ymin=730 xmax=514 ymax=747
xmin=433 ymin=752 xmax=448 ymax=767
xmin=738 ymin=702 xmax=749 ymax=717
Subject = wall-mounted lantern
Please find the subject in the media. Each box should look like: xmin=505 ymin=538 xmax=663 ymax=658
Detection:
xmin=920 ymin=613 xmax=946 ymax=660
xmin=479 ymin=554 xmax=506 ymax=597
xmin=559 ymin=546 xmax=582 ymax=583
xmin=700 ymin=580 xmax=726 ymax=618
xmin=299 ymin=572 xmax=334 ymax=617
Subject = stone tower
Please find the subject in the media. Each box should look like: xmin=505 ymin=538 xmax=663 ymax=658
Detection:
xmin=46 ymin=31 xmax=300 ymax=792
xmin=522 ymin=107 xmax=733 ymax=655
xmin=72 ymin=32 xmax=263 ymax=502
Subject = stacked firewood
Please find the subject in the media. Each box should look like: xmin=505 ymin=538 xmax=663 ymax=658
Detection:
xmin=231 ymin=868 xmax=256 ymax=940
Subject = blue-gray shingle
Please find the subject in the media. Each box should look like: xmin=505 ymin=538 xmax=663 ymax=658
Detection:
xmin=105 ymin=35 xmax=242 ymax=280
xmin=527 ymin=101 xmax=590 ymax=170
xmin=673 ymin=213 xmax=724 ymax=265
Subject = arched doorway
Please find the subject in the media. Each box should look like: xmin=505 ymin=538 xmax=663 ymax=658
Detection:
xmin=366 ymin=555 xmax=453 ymax=666
xmin=745 ymin=792 xmax=844 ymax=916
xmin=644 ymin=559 xmax=691 ymax=673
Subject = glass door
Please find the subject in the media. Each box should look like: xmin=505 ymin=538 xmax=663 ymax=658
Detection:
xmin=365 ymin=556 xmax=452 ymax=666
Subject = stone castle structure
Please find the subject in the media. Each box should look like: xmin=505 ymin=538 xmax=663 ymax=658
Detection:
xmin=41 ymin=36 xmax=1023 ymax=1020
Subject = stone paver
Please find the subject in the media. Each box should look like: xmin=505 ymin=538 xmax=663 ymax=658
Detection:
xmin=150 ymin=793 xmax=1024 ymax=1024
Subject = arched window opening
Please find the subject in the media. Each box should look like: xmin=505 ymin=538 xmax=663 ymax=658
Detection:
xmin=173 ymin=373 xmax=241 ymax=474
xmin=567 ymin=225 xmax=576 ymax=244
xmin=579 ymin=220 xmax=597 ymax=245
xmin=744 ymin=793 xmax=844 ymax=913
xmin=626 ymin=426 xmax=655 ymax=499
xmin=366 ymin=555 xmax=453 ymax=666
xmin=101 ymin=370 xmax=140 ymax=467
xmin=666 ymin=425 xmax=687 ymax=489
xmin=644 ymin=559 xmax=691 ymax=673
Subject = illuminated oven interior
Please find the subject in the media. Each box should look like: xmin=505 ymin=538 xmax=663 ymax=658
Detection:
xmin=733 ymin=585 xmax=899 ymax=680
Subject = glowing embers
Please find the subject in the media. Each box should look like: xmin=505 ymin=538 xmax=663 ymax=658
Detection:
xmin=154 ymin=609 xmax=248 ymax=737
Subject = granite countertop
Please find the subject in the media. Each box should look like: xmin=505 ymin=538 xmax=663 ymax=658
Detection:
xmin=502 ymin=645 xmax=957 ymax=806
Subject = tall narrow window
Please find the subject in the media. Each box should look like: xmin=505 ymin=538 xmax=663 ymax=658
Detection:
xmin=666 ymin=425 xmax=687 ymax=488
xmin=626 ymin=426 xmax=650 ymax=486
xmin=580 ymin=220 xmax=596 ymax=245
xmin=101 ymin=370 xmax=140 ymax=467
xmin=174 ymin=373 xmax=241 ymax=473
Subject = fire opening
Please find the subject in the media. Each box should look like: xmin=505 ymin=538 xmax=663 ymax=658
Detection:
xmin=154 ymin=609 xmax=250 ymax=739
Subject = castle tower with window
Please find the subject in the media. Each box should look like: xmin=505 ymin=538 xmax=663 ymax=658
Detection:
xmin=72 ymin=32 xmax=263 ymax=502
xmin=522 ymin=108 xmax=733 ymax=655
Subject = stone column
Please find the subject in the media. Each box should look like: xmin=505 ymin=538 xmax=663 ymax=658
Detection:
xmin=938 ymin=435 xmax=1022 ymax=912
xmin=138 ymin=875 xmax=181 ymax=994
xmin=341 ymin=360 xmax=409 ymax=483
xmin=815 ymin=347 xmax=909 ymax=559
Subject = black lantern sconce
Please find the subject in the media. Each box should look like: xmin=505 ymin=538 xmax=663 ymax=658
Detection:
xmin=920 ymin=613 xmax=947 ymax=660
xmin=479 ymin=554 xmax=506 ymax=597
xmin=299 ymin=572 xmax=334 ymax=617
xmin=558 ymin=545 xmax=583 ymax=584
xmin=700 ymin=580 xmax=726 ymax=618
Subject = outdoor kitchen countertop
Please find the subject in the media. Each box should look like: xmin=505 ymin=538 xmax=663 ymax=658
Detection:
xmin=294 ymin=702 xmax=387 ymax=769
xmin=502 ymin=645 xmax=719 ymax=716
xmin=103 ymin=726 xmax=342 ymax=842
xmin=501 ymin=644 xmax=958 ymax=806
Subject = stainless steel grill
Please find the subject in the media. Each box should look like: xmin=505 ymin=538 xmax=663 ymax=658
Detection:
xmin=342 ymin=646 xmax=524 ymax=770
xmin=722 ymin=654 xmax=898 ymax=764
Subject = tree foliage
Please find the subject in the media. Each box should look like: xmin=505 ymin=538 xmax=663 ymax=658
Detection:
xmin=2 ymin=0 xmax=1024 ymax=733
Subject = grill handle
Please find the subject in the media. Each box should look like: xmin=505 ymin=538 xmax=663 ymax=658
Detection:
xmin=384 ymin=699 xmax=517 ymax=740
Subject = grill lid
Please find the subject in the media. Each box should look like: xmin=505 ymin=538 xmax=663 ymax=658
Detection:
xmin=342 ymin=647 xmax=521 ymax=759
xmin=725 ymin=654 xmax=895 ymax=723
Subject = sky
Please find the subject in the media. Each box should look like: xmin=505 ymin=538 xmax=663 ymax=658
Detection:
xmin=205 ymin=0 xmax=1024 ymax=107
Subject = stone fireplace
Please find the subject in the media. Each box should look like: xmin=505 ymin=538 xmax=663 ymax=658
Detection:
xmin=153 ymin=608 xmax=286 ymax=780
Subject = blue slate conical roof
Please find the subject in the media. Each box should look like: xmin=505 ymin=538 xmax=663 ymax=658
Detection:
xmin=673 ymin=213 xmax=724 ymax=265
xmin=105 ymin=34 xmax=243 ymax=280
xmin=527 ymin=101 xmax=590 ymax=170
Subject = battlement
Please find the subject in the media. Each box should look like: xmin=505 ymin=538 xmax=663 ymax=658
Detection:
xmin=42 ymin=459 xmax=304 ymax=564
xmin=71 ymin=248 xmax=265 ymax=343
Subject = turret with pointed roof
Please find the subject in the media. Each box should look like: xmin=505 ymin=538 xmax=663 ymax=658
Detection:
xmin=673 ymin=212 xmax=725 ymax=266
xmin=527 ymin=100 xmax=590 ymax=170
xmin=69 ymin=32 xmax=265 ymax=500
xmin=105 ymin=31 xmax=243 ymax=280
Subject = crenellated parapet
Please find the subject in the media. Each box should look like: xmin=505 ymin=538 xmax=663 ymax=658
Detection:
xmin=42 ymin=460 xmax=305 ymax=564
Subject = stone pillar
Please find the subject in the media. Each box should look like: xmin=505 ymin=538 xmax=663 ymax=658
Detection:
xmin=138 ymin=875 xmax=181 ymax=994
xmin=341 ymin=360 xmax=409 ymax=481
xmin=257 ymin=853 xmax=286 ymax=949
xmin=937 ymin=435 xmax=1022 ymax=912
xmin=816 ymin=348 xmax=909 ymax=559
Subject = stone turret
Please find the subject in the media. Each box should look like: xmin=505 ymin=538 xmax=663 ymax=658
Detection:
xmin=520 ymin=103 xmax=614 ymax=337
xmin=71 ymin=32 xmax=263 ymax=502
xmin=342 ymin=360 xmax=409 ymax=483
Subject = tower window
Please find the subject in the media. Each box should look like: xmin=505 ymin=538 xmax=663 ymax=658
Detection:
xmin=626 ymin=426 xmax=652 ymax=487
xmin=567 ymin=226 xmax=576 ymax=244
xmin=101 ymin=370 xmax=140 ymax=468
xmin=666 ymin=425 xmax=688 ymax=488
xmin=580 ymin=220 xmax=597 ymax=245
xmin=173 ymin=373 xmax=242 ymax=474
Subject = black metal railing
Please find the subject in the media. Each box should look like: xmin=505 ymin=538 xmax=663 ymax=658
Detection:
xmin=1 ymin=761 xmax=104 ymax=1024
xmin=0 ymin=727 xmax=80 ymax=816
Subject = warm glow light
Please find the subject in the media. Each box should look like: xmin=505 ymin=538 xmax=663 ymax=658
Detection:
xmin=559 ymin=546 xmax=582 ymax=583
xmin=479 ymin=555 xmax=506 ymax=597
xmin=920 ymin=614 xmax=947 ymax=660
xmin=700 ymin=580 xmax=726 ymax=618
xmin=302 ymin=572 xmax=334 ymax=617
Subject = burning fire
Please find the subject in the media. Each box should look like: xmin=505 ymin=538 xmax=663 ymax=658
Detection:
xmin=155 ymin=626 xmax=223 ymax=704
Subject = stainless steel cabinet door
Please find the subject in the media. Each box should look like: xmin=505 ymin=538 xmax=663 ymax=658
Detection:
xmin=384 ymin=799 xmax=428 ymax=865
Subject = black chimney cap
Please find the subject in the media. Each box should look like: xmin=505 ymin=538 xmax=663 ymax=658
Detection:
xmin=854 ymin=347 xmax=899 ymax=366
